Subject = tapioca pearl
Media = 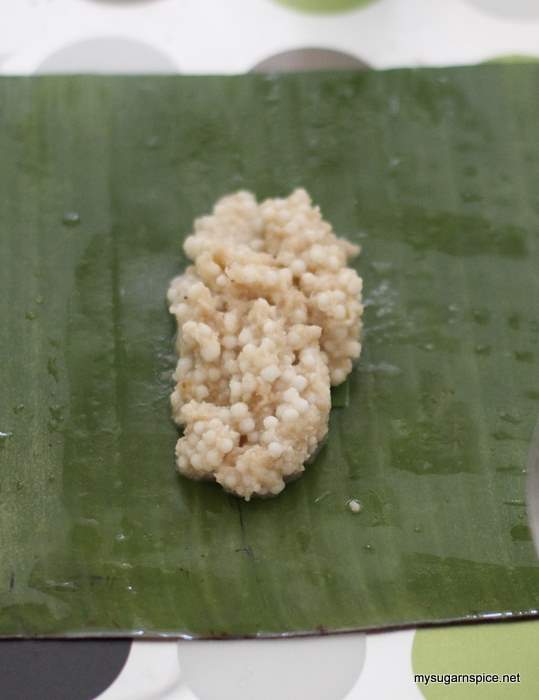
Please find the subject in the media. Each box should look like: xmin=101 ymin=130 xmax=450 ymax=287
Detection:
xmin=347 ymin=277 xmax=362 ymax=294
xmin=333 ymin=305 xmax=346 ymax=320
xmin=263 ymin=416 xmax=279 ymax=429
xmin=302 ymin=351 xmax=316 ymax=368
xmin=327 ymin=255 xmax=340 ymax=271
xmin=283 ymin=387 xmax=300 ymax=403
xmin=201 ymin=340 xmax=220 ymax=362
xmin=231 ymin=402 xmax=249 ymax=419
xmin=170 ymin=388 xmax=182 ymax=409
xmin=176 ymin=357 xmax=193 ymax=373
xmin=243 ymin=265 xmax=257 ymax=283
xmin=268 ymin=441 xmax=284 ymax=458
xmin=295 ymin=398 xmax=309 ymax=413
xmin=203 ymin=430 xmax=216 ymax=445
xmin=190 ymin=453 xmax=202 ymax=470
xmin=261 ymin=365 xmax=280 ymax=383
xmin=287 ymin=330 xmax=301 ymax=347
xmin=216 ymin=274 xmax=227 ymax=287
xmin=264 ymin=270 xmax=279 ymax=285
xmin=331 ymin=367 xmax=347 ymax=384
xmin=317 ymin=291 xmax=330 ymax=307
xmin=281 ymin=368 xmax=296 ymax=384
xmin=240 ymin=417 xmax=256 ymax=434
xmin=290 ymin=259 xmax=306 ymax=276
xmin=194 ymin=385 xmax=209 ymax=400
xmin=263 ymin=320 xmax=276 ymax=335
xmin=172 ymin=302 xmax=188 ymax=318
xmin=230 ymin=380 xmax=242 ymax=399
xmin=283 ymin=220 xmax=299 ymax=235
xmin=242 ymin=343 xmax=257 ymax=357
xmin=278 ymin=267 xmax=293 ymax=283
xmin=203 ymin=260 xmax=221 ymax=277
xmin=182 ymin=322 xmax=196 ymax=343
xmin=270 ymin=482 xmax=285 ymax=495
xmin=238 ymin=328 xmax=251 ymax=345
xmin=292 ymin=375 xmax=308 ymax=392
xmin=309 ymin=245 xmax=326 ymax=264
xmin=171 ymin=365 xmax=186 ymax=384
xmin=207 ymin=450 xmax=221 ymax=467
xmin=306 ymin=229 xmax=321 ymax=244
xmin=223 ymin=472 xmax=237 ymax=489
xmin=223 ymin=312 xmax=238 ymax=333
xmin=301 ymin=272 xmax=316 ymax=287
xmin=260 ymin=338 xmax=276 ymax=352
xmin=193 ymin=420 xmax=207 ymax=435
xmin=282 ymin=407 xmax=299 ymax=422
xmin=291 ymin=307 xmax=307 ymax=323
xmin=347 ymin=341 xmax=361 ymax=358
xmin=247 ymin=431 xmax=260 ymax=444
xmin=217 ymin=437 xmax=234 ymax=454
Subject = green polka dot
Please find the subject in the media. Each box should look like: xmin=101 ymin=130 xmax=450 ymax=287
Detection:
xmin=274 ymin=0 xmax=377 ymax=14
xmin=413 ymin=622 xmax=539 ymax=699
xmin=485 ymin=55 xmax=539 ymax=64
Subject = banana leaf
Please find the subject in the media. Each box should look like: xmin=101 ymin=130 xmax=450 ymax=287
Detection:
xmin=1 ymin=66 xmax=539 ymax=638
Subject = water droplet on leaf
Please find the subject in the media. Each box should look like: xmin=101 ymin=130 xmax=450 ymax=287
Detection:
xmin=62 ymin=211 xmax=80 ymax=226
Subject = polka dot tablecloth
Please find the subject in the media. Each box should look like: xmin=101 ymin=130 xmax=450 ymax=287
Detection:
xmin=1 ymin=1 xmax=539 ymax=698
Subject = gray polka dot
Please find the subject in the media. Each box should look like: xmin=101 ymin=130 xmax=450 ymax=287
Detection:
xmin=84 ymin=0 xmax=161 ymax=4
xmin=252 ymin=48 xmax=369 ymax=73
xmin=0 ymin=640 xmax=131 ymax=700
xmin=37 ymin=38 xmax=177 ymax=74
xmin=178 ymin=634 xmax=366 ymax=700
xmin=466 ymin=0 xmax=539 ymax=19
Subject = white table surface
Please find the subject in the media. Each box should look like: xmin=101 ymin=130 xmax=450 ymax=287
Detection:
xmin=1 ymin=2 xmax=538 ymax=699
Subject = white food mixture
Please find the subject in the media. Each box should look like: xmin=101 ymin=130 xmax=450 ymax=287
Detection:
xmin=167 ymin=189 xmax=363 ymax=500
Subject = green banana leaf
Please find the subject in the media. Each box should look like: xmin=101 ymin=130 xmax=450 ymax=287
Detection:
xmin=1 ymin=66 xmax=539 ymax=638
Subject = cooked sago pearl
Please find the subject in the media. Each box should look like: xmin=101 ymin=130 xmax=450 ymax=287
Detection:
xmin=239 ymin=417 xmax=255 ymax=434
xmin=168 ymin=188 xmax=363 ymax=500
xmin=231 ymin=402 xmax=249 ymax=419
xmin=268 ymin=442 xmax=284 ymax=458
xmin=218 ymin=438 xmax=234 ymax=453
xmin=263 ymin=416 xmax=279 ymax=429
xmin=203 ymin=430 xmax=216 ymax=445
xmin=261 ymin=365 xmax=280 ymax=383
xmin=194 ymin=385 xmax=209 ymax=400
xmin=282 ymin=407 xmax=299 ymax=422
